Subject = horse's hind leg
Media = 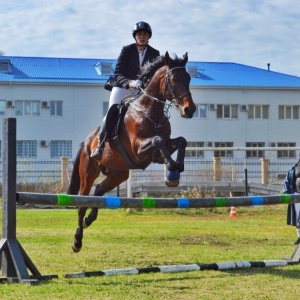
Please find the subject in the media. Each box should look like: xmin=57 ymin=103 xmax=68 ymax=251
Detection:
xmin=83 ymin=169 xmax=130 ymax=228
xmin=72 ymin=155 xmax=101 ymax=253
xmin=73 ymin=207 xmax=88 ymax=252
xmin=83 ymin=208 xmax=98 ymax=228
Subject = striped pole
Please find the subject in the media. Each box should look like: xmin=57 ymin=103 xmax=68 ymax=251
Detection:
xmin=64 ymin=260 xmax=293 ymax=278
xmin=17 ymin=192 xmax=298 ymax=209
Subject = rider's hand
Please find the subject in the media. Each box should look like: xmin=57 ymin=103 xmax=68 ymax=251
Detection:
xmin=129 ymin=80 xmax=142 ymax=89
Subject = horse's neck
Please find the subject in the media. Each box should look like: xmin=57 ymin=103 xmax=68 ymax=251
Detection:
xmin=135 ymin=66 xmax=167 ymax=117
xmin=137 ymin=93 xmax=165 ymax=117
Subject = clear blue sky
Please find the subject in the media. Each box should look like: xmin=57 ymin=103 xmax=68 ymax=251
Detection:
xmin=1 ymin=0 xmax=299 ymax=76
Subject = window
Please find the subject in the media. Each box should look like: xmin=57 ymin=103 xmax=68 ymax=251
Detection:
xmin=50 ymin=101 xmax=63 ymax=116
xmin=217 ymin=105 xmax=238 ymax=119
xmin=103 ymin=102 xmax=109 ymax=117
xmin=246 ymin=142 xmax=265 ymax=158
xmin=94 ymin=62 xmax=113 ymax=75
xmin=15 ymin=100 xmax=40 ymax=116
xmin=17 ymin=140 xmax=37 ymax=158
xmin=277 ymin=142 xmax=296 ymax=158
xmin=0 ymin=60 xmax=11 ymax=73
xmin=248 ymin=105 xmax=269 ymax=119
xmin=193 ymin=104 xmax=207 ymax=118
xmin=186 ymin=142 xmax=204 ymax=158
xmin=214 ymin=142 xmax=233 ymax=158
xmin=0 ymin=100 xmax=5 ymax=115
xmin=187 ymin=66 xmax=198 ymax=77
xmin=279 ymin=105 xmax=299 ymax=119
xmin=50 ymin=141 xmax=72 ymax=158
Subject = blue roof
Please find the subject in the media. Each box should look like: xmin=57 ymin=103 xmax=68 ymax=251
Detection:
xmin=190 ymin=62 xmax=300 ymax=88
xmin=0 ymin=56 xmax=300 ymax=88
xmin=0 ymin=56 xmax=114 ymax=84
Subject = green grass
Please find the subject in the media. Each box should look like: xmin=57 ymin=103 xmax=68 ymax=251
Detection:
xmin=1 ymin=205 xmax=300 ymax=299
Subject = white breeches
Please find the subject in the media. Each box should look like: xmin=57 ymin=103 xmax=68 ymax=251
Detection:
xmin=109 ymin=87 xmax=132 ymax=107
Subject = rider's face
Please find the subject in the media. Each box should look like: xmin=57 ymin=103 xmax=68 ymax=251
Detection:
xmin=135 ymin=30 xmax=150 ymax=46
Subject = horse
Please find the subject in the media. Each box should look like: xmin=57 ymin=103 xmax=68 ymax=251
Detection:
xmin=68 ymin=51 xmax=196 ymax=252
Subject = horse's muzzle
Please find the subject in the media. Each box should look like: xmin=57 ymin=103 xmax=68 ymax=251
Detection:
xmin=182 ymin=106 xmax=196 ymax=118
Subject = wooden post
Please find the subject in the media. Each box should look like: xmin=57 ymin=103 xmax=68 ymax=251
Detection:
xmin=213 ymin=157 xmax=221 ymax=181
xmin=260 ymin=158 xmax=270 ymax=184
xmin=60 ymin=157 xmax=69 ymax=191
xmin=127 ymin=170 xmax=132 ymax=197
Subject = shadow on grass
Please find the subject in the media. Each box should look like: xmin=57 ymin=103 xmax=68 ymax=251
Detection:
xmin=62 ymin=264 xmax=300 ymax=287
xmin=223 ymin=266 xmax=300 ymax=279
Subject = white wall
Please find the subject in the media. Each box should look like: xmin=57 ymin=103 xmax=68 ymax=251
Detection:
xmin=0 ymin=82 xmax=299 ymax=160
xmin=170 ymin=86 xmax=300 ymax=159
xmin=0 ymin=82 xmax=111 ymax=159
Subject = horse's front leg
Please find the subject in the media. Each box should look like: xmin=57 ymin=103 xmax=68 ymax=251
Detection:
xmin=152 ymin=136 xmax=177 ymax=171
xmin=167 ymin=136 xmax=187 ymax=173
xmin=137 ymin=136 xmax=182 ymax=187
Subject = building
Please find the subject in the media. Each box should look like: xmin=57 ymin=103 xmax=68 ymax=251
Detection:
xmin=0 ymin=55 xmax=300 ymax=162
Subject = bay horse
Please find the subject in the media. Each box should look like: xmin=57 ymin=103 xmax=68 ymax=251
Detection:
xmin=68 ymin=52 xmax=196 ymax=252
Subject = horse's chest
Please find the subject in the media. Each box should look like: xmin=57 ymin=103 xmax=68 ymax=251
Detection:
xmin=129 ymin=113 xmax=170 ymax=136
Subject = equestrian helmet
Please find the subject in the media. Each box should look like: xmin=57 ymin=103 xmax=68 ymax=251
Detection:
xmin=132 ymin=21 xmax=152 ymax=38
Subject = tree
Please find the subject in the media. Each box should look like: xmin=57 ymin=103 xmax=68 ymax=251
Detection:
xmin=0 ymin=50 xmax=5 ymax=56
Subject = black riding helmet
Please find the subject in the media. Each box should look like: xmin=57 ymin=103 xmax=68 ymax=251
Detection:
xmin=132 ymin=21 xmax=152 ymax=38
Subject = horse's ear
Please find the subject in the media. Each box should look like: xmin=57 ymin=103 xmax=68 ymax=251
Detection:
xmin=165 ymin=51 xmax=170 ymax=65
xmin=183 ymin=52 xmax=188 ymax=65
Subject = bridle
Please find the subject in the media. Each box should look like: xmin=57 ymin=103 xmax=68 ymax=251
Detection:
xmin=131 ymin=65 xmax=192 ymax=127
xmin=139 ymin=66 xmax=191 ymax=107
xmin=164 ymin=66 xmax=191 ymax=105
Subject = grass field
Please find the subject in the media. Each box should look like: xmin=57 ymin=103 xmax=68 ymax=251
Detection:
xmin=1 ymin=205 xmax=300 ymax=299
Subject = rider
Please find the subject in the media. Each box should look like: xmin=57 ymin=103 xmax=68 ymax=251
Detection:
xmin=91 ymin=21 xmax=160 ymax=160
xmin=284 ymin=159 xmax=300 ymax=244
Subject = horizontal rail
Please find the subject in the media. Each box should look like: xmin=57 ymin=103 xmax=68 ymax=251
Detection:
xmin=186 ymin=147 xmax=300 ymax=151
xmin=17 ymin=192 xmax=298 ymax=209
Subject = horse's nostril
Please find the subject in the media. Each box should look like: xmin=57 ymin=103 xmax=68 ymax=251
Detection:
xmin=184 ymin=107 xmax=193 ymax=118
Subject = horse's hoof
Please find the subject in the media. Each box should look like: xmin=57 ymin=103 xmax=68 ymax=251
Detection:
xmin=72 ymin=242 xmax=82 ymax=253
xmin=165 ymin=170 xmax=180 ymax=187
xmin=165 ymin=178 xmax=180 ymax=187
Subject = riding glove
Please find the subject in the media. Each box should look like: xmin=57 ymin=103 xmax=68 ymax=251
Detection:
xmin=129 ymin=80 xmax=142 ymax=89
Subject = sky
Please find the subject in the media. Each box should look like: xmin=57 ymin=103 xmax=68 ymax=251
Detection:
xmin=0 ymin=0 xmax=299 ymax=76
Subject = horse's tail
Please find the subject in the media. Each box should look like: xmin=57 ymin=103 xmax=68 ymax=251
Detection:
xmin=67 ymin=142 xmax=83 ymax=195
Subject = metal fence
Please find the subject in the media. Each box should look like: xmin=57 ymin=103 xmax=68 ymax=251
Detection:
xmin=128 ymin=158 xmax=291 ymax=186
xmin=0 ymin=157 xmax=293 ymax=191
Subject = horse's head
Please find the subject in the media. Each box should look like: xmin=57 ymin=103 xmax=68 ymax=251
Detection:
xmin=163 ymin=52 xmax=196 ymax=118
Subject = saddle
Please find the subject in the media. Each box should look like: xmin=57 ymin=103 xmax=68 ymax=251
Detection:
xmin=105 ymin=102 xmax=141 ymax=169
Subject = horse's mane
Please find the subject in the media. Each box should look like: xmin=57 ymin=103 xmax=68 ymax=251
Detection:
xmin=138 ymin=53 xmax=182 ymax=85
xmin=138 ymin=55 xmax=165 ymax=84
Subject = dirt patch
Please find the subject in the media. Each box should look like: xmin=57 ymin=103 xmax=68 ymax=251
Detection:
xmin=180 ymin=234 xmax=229 ymax=246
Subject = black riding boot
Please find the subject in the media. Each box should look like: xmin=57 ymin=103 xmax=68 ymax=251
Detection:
xmin=91 ymin=120 xmax=107 ymax=160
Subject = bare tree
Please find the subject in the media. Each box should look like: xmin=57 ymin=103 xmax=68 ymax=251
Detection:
xmin=0 ymin=50 xmax=4 ymax=56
